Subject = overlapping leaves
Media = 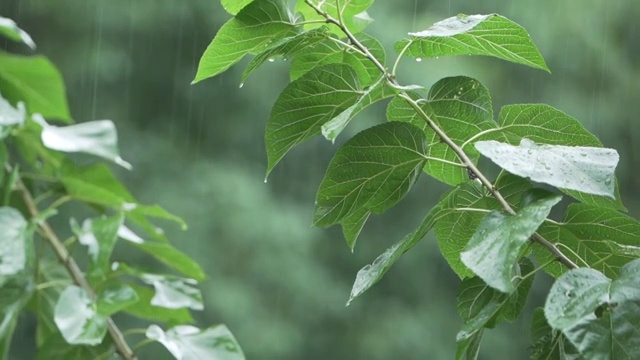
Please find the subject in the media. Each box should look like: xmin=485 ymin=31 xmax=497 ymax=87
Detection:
xmin=295 ymin=0 xmax=374 ymax=35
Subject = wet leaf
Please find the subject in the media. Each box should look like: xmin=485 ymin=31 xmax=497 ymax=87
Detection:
xmin=53 ymin=285 xmax=107 ymax=345
xmin=96 ymin=284 xmax=139 ymax=317
xmin=147 ymin=324 xmax=245 ymax=360
xmin=0 ymin=207 xmax=30 ymax=277
xmin=295 ymin=0 xmax=374 ymax=35
xmin=72 ymin=214 xmax=123 ymax=284
xmin=123 ymin=283 xmax=193 ymax=324
xmin=0 ymin=16 xmax=36 ymax=49
xmin=396 ymin=14 xmax=549 ymax=72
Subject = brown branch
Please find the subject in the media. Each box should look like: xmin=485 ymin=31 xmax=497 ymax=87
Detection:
xmin=10 ymin=165 xmax=137 ymax=359
xmin=304 ymin=0 xmax=579 ymax=270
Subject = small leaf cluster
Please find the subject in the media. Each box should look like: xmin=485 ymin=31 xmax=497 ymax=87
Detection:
xmin=0 ymin=15 xmax=244 ymax=360
xmin=197 ymin=1 xmax=640 ymax=358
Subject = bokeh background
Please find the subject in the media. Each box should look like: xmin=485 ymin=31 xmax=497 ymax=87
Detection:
xmin=1 ymin=1 xmax=638 ymax=359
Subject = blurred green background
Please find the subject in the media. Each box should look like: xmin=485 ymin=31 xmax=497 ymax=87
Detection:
xmin=1 ymin=1 xmax=638 ymax=359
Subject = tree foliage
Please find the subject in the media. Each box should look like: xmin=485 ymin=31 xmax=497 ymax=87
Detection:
xmin=194 ymin=1 xmax=640 ymax=358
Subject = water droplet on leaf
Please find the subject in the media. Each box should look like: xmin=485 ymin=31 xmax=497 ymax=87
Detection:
xmin=416 ymin=58 xmax=423 ymax=62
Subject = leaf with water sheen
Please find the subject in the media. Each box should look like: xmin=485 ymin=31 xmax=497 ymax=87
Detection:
xmin=193 ymin=0 xmax=296 ymax=83
xmin=544 ymin=259 xmax=640 ymax=359
xmin=123 ymin=283 xmax=194 ymax=324
xmin=0 ymin=16 xmax=36 ymax=49
xmin=266 ymin=64 xmax=362 ymax=176
xmin=0 ymin=52 xmax=71 ymax=121
xmin=387 ymin=76 xmax=495 ymax=185
xmin=141 ymin=274 xmax=203 ymax=311
xmin=0 ymin=93 xmax=26 ymax=131
xmin=534 ymin=203 xmax=640 ymax=279
xmin=147 ymin=324 xmax=245 ymax=360
xmin=314 ymin=122 xmax=427 ymax=228
xmin=295 ymin=0 xmax=374 ymax=35
xmin=461 ymin=190 xmax=561 ymax=293
xmin=54 ymin=285 xmax=107 ymax=345
xmin=72 ymin=214 xmax=123 ymax=284
xmin=40 ymin=118 xmax=132 ymax=169
xmin=96 ymin=284 xmax=139 ymax=317
xmin=475 ymin=139 xmax=619 ymax=199
xmin=396 ymin=14 xmax=549 ymax=72
xmin=220 ymin=0 xmax=254 ymax=15
xmin=0 ymin=207 xmax=29 ymax=277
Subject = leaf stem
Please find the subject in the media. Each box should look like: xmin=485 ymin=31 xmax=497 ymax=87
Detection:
xmin=9 ymin=165 xmax=137 ymax=360
xmin=392 ymin=41 xmax=411 ymax=77
xmin=304 ymin=0 xmax=579 ymax=271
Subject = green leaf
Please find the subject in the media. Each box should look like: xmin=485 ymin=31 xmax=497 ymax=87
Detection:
xmin=387 ymin=76 xmax=495 ymax=185
xmin=475 ymin=138 xmax=619 ymax=199
xmin=96 ymin=284 xmax=139 ymax=317
xmin=290 ymin=32 xmax=385 ymax=87
xmin=192 ymin=0 xmax=296 ymax=83
xmin=474 ymin=104 xmax=626 ymax=211
xmin=147 ymin=324 xmax=245 ymax=360
xmin=313 ymin=122 xmax=427 ymax=230
xmin=461 ymin=190 xmax=561 ymax=293
xmin=53 ymin=285 xmax=107 ymax=345
xmin=433 ymin=174 xmax=531 ymax=278
xmin=455 ymin=330 xmax=483 ymax=360
xmin=266 ymin=64 xmax=362 ymax=176
xmin=544 ymin=259 xmax=640 ymax=359
xmin=295 ymin=0 xmax=374 ymax=35
xmin=72 ymin=214 xmax=123 ymax=284
xmin=220 ymin=0 xmax=254 ymax=15
xmin=0 ymin=52 xmax=71 ymax=122
xmin=241 ymin=27 xmax=331 ymax=83
xmin=0 ymin=207 xmax=30 ymax=277
xmin=0 ymin=276 xmax=35 ymax=359
xmin=0 ymin=16 xmax=36 ymax=49
xmin=123 ymin=283 xmax=193 ymax=324
xmin=321 ymin=76 xmax=396 ymax=142
xmin=40 ymin=118 xmax=132 ymax=169
xmin=339 ymin=209 xmax=370 ymax=251
xmin=35 ymin=334 xmax=113 ymax=360
xmin=534 ymin=204 xmax=640 ymax=279
xmin=119 ymin=225 xmax=205 ymax=281
xmin=530 ymin=308 xmax=577 ymax=360
xmin=0 ymin=92 xmax=26 ymax=131
xmin=395 ymin=14 xmax=549 ymax=72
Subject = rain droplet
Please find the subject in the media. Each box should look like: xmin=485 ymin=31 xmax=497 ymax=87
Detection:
xmin=268 ymin=58 xmax=275 ymax=62
xmin=416 ymin=58 xmax=423 ymax=62
xmin=239 ymin=83 xmax=244 ymax=88
xmin=604 ymin=177 xmax=612 ymax=185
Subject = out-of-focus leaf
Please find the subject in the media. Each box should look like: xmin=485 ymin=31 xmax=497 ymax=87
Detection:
xmin=35 ymin=334 xmax=113 ymax=360
xmin=0 ymin=207 xmax=29 ymax=277
xmin=0 ymin=52 xmax=71 ymax=121
xmin=0 ymin=16 xmax=36 ymax=49
xmin=0 ymin=94 xmax=26 ymax=132
xmin=141 ymin=274 xmax=203 ymax=311
xmin=96 ymin=284 xmax=139 ymax=317
xmin=193 ymin=0 xmax=296 ymax=83
xmin=123 ymin=283 xmax=193 ymax=324
xmin=460 ymin=190 xmax=561 ymax=293
xmin=220 ymin=0 xmax=254 ymax=15
xmin=396 ymin=14 xmax=549 ymax=72
xmin=313 ymin=122 xmax=426 ymax=234
xmin=72 ymin=214 xmax=123 ymax=284
xmin=475 ymin=139 xmax=619 ymax=198
xmin=53 ymin=285 xmax=107 ymax=345
xmin=40 ymin=118 xmax=132 ymax=169
xmin=147 ymin=324 xmax=245 ymax=360
xmin=266 ymin=64 xmax=362 ymax=176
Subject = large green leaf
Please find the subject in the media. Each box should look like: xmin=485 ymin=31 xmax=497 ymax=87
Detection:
xmin=313 ymin=122 xmax=427 ymax=233
xmin=0 ymin=52 xmax=71 ymax=122
xmin=266 ymin=63 xmax=362 ymax=176
xmin=295 ymin=0 xmax=374 ymax=35
xmin=220 ymin=0 xmax=254 ymax=15
xmin=147 ymin=324 xmax=245 ymax=360
xmin=40 ymin=118 xmax=132 ymax=169
xmin=461 ymin=190 xmax=561 ymax=293
xmin=72 ymin=214 xmax=124 ymax=284
xmin=395 ymin=14 xmax=549 ymax=72
xmin=475 ymin=139 xmax=619 ymax=198
xmin=387 ymin=76 xmax=495 ymax=185
xmin=544 ymin=259 xmax=640 ymax=359
xmin=289 ymin=32 xmax=385 ymax=87
xmin=0 ymin=16 xmax=36 ymax=49
xmin=534 ymin=203 xmax=640 ymax=279
xmin=0 ymin=207 xmax=29 ymax=277
xmin=53 ymin=285 xmax=107 ymax=345
xmin=193 ymin=0 xmax=296 ymax=83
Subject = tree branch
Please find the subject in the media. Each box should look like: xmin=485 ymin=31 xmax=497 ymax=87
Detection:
xmin=303 ymin=0 xmax=579 ymax=270
xmin=11 ymin=166 xmax=137 ymax=360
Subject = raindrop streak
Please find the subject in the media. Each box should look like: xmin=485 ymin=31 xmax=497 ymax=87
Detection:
xmin=416 ymin=58 xmax=423 ymax=62
xmin=268 ymin=58 xmax=275 ymax=62
xmin=239 ymin=83 xmax=244 ymax=89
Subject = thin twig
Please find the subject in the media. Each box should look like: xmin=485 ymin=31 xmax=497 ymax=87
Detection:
xmin=9 ymin=165 xmax=137 ymax=359
xmin=304 ymin=0 xmax=579 ymax=270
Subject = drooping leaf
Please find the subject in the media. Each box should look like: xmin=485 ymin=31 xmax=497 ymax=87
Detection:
xmin=72 ymin=214 xmax=123 ymax=284
xmin=534 ymin=203 xmax=640 ymax=279
xmin=0 ymin=16 xmax=36 ymax=49
xmin=460 ymin=190 xmax=561 ymax=293
xmin=314 ymin=122 xmax=427 ymax=230
xmin=242 ymin=27 xmax=331 ymax=83
xmin=455 ymin=330 xmax=483 ymax=360
xmin=193 ymin=0 xmax=296 ymax=83
xmin=295 ymin=0 xmax=374 ymax=35
xmin=266 ymin=64 xmax=362 ymax=176
xmin=96 ymin=284 xmax=139 ymax=317
xmin=544 ymin=259 xmax=640 ymax=359
xmin=123 ymin=283 xmax=193 ymax=324
xmin=289 ymin=32 xmax=385 ymax=87
xmin=40 ymin=118 xmax=132 ymax=169
xmin=0 ymin=207 xmax=30 ymax=277
xmin=53 ymin=285 xmax=107 ymax=345
xmin=475 ymin=138 xmax=619 ymax=199
xmin=0 ymin=52 xmax=71 ymax=122
xmin=147 ymin=324 xmax=245 ymax=360
xmin=220 ymin=0 xmax=254 ymax=15
xmin=339 ymin=209 xmax=370 ymax=252
xmin=387 ymin=76 xmax=495 ymax=185
xmin=395 ymin=14 xmax=549 ymax=72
